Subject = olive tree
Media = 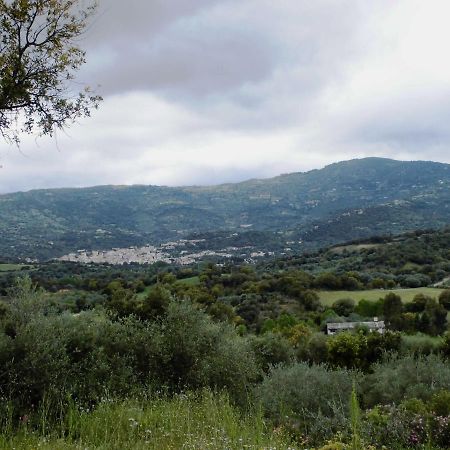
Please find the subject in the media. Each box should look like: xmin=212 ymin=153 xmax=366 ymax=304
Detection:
xmin=0 ymin=0 xmax=101 ymax=143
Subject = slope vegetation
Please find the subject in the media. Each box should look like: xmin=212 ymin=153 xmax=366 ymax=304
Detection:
xmin=1 ymin=158 xmax=449 ymax=260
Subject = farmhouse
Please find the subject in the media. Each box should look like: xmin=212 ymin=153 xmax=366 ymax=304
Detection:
xmin=326 ymin=319 xmax=385 ymax=335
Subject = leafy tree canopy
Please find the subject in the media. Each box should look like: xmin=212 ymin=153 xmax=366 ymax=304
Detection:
xmin=0 ymin=0 xmax=101 ymax=143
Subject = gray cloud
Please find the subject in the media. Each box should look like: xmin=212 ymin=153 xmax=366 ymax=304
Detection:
xmin=86 ymin=0 xmax=227 ymax=42
xmin=95 ymin=26 xmax=275 ymax=97
xmin=347 ymin=92 xmax=450 ymax=150
xmin=1 ymin=0 xmax=450 ymax=194
xmin=84 ymin=1 xmax=365 ymax=102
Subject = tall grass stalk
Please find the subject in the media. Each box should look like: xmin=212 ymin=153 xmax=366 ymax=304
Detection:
xmin=350 ymin=381 xmax=362 ymax=450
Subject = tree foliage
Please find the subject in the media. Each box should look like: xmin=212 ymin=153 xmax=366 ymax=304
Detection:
xmin=0 ymin=0 xmax=101 ymax=142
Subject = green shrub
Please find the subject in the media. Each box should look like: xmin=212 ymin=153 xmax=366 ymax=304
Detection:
xmin=153 ymin=301 xmax=258 ymax=402
xmin=296 ymin=331 xmax=329 ymax=365
xmin=382 ymin=293 xmax=403 ymax=329
xmin=400 ymin=333 xmax=443 ymax=356
xmin=0 ymin=279 xmax=259 ymax=424
xmin=255 ymin=362 xmax=356 ymax=444
xmin=332 ymin=298 xmax=355 ymax=317
xmin=363 ymin=331 xmax=401 ymax=368
xmin=327 ymin=332 xmax=367 ymax=370
xmin=249 ymin=332 xmax=294 ymax=374
xmin=407 ymin=293 xmax=435 ymax=312
xmin=355 ymin=298 xmax=383 ymax=319
xmin=363 ymin=354 xmax=450 ymax=407
xmin=361 ymin=405 xmax=427 ymax=448
xmin=439 ymin=289 xmax=450 ymax=310
xmin=430 ymin=390 xmax=450 ymax=416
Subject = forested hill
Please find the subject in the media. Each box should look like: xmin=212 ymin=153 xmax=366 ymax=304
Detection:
xmin=267 ymin=227 xmax=450 ymax=288
xmin=1 ymin=157 xmax=449 ymax=260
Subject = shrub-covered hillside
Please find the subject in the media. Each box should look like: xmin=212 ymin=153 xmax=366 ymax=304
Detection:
xmin=1 ymin=158 xmax=449 ymax=260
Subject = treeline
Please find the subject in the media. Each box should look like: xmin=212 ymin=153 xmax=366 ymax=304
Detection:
xmin=1 ymin=257 xmax=449 ymax=339
xmin=2 ymin=226 xmax=448 ymax=297
xmin=276 ymin=227 xmax=450 ymax=288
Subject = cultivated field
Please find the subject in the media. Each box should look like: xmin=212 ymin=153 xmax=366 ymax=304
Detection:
xmin=319 ymin=287 xmax=445 ymax=307
xmin=0 ymin=263 xmax=30 ymax=272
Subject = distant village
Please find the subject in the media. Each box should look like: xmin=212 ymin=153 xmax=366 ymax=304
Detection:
xmin=58 ymin=239 xmax=275 ymax=265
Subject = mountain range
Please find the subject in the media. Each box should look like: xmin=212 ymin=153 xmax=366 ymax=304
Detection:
xmin=1 ymin=157 xmax=449 ymax=261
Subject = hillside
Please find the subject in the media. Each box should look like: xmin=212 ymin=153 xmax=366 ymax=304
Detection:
xmin=1 ymin=157 xmax=449 ymax=261
xmin=268 ymin=227 xmax=450 ymax=288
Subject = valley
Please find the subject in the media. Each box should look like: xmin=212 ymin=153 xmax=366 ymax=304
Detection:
xmin=1 ymin=157 xmax=449 ymax=262
xmin=1 ymin=158 xmax=450 ymax=450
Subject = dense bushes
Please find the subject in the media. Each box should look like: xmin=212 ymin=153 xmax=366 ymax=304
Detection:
xmin=4 ymin=277 xmax=450 ymax=448
xmin=400 ymin=333 xmax=443 ymax=355
xmin=439 ymin=289 xmax=450 ymax=309
xmin=289 ymin=328 xmax=401 ymax=371
xmin=255 ymin=363 xmax=355 ymax=443
xmin=249 ymin=332 xmax=295 ymax=374
xmin=153 ymin=301 xmax=258 ymax=400
xmin=360 ymin=390 xmax=450 ymax=448
xmin=0 ymin=279 xmax=258 ymax=421
xmin=363 ymin=354 xmax=450 ymax=407
xmin=256 ymin=355 xmax=450 ymax=447
xmin=331 ymin=298 xmax=355 ymax=317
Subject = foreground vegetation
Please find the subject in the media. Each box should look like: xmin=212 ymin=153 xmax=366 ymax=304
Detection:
xmin=0 ymin=392 xmax=295 ymax=450
xmin=2 ymin=278 xmax=450 ymax=448
xmin=0 ymin=228 xmax=449 ymax=448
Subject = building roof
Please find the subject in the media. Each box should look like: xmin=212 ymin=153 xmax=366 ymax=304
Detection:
xmin=326 ymin=321 xmax=385 ymax=330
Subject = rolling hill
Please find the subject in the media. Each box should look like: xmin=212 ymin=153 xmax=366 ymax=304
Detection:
xmin=1 ymin=157 xmax=449 ymax=261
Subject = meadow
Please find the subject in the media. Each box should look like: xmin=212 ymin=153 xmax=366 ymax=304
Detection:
xmin=319 ymin=287 xmax=445 ymax=307
xmin=0 ymin=264 xmax=30 ymax=272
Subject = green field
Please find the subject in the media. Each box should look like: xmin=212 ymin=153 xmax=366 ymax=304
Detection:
xmin=0 ymin=263 xmax=30 ymax=272
xmin=175 ymin=276 xmax=201 ymax=286
xmin=329 ymin=243 xmax=381 ymax=254
xmin=319 ymin=287 xmax=445 ymax=307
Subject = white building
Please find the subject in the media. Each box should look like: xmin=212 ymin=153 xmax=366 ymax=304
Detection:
xmin=326 ymin=319 xmax=385 ymax=335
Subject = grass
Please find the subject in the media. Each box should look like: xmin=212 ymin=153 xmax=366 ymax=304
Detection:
xmin=0 ymin=264 xmax=30 ymax=272
xmin=175 ymin=276 xmax=201 ymax=286
xmin=319 ymin=287 xmax=445 ymax=307
xmin=0 ymin=392 xmax=439 ymax=450
xmin=0 ymin=391 xmax=293 ymax=450
xmin=329 ymin=243 xmax=381 ymax=254
xmin=136 ymin=286 xmax=152 ymax=300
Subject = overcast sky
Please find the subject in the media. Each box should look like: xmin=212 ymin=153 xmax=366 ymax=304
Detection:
xmin=1 ymin=0 xmax=450 ymax=193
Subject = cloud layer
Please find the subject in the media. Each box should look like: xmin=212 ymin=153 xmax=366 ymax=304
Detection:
xmin=1 ymin=0 xmax=450 ymax=193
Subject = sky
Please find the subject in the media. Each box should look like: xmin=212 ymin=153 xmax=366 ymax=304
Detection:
xmin=1 ymin=0 xmax=450 ymax=193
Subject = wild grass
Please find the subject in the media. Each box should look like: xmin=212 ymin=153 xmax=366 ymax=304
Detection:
xmin=0 ymin=389 xmax=445 ymax=450
xmin=0 ymin=391 xmax=294 ymax=450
